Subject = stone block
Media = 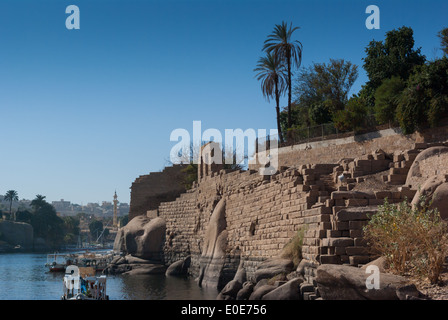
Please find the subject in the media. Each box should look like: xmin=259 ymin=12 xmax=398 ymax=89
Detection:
xmin=368 ymin=199 xmax=386 ymax=206
xmin=349 ymin=229 xmax=363 ymax=238
xmin=320 ymin=254 xmax=341 ymax=264
xmin=333 ymin=221 xmax=349 ymax=231
xmin=388 ymin=174 xmax=407 ymax=185
xmin=345 ymin=246 xmax=369 ymax=256
xmin=393 ymin=153 xmax=404 ymax=162
xmin=345 ymin=199 xmax=369 ymax=206
xmin=397 ymin=187 xmax=417 ymax=200
xmin=374 ymin=191 xmax=392 ymax=199
xmin=349 ymin=255 xmax=371 ymax=266
xmin=349 ymin=221 xmax=368 ymax=230
xmin=328 ymin=237 xmax=354 ymax=247
xmin=354 ymin=238 xmax=368 ymax=246
xmin=334 ymin=246 xmax=346 ymax=255
xmin=336 ymin=207 xmax=376 ymax=221
xmin=327 ymin=230 xmax=341 ymax=238
xmin=331 ymin=206 xmax=345 ymax=215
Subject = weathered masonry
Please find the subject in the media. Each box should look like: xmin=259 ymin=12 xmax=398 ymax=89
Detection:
xmin=129 ymin=125 xmax=448 ymax=291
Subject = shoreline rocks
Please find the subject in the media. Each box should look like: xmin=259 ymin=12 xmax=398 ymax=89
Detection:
xmin=315 ymin=264 xmax=426 ymax=300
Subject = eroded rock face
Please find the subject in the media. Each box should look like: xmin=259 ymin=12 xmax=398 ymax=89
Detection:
xmin=316 ymin=264 xmax=422 ymax=300
xmin=165 ymin=256 xmax=191 ymax=276
xmin=254 ymin=258 xmax=294 ymax=283
xmin=113 ymin=216 xmax=166 ymax=261
xmin=411 ymin=175 xmax=448 ymax=220
xmin=198 ymin=198 xmax=227 ymax=290
xmin=430 ymin=182 xmax=448 ymax=220
xmin=406 ymin=146 xmax=448 ymax=189
xmin=262 ymin=277 xmax=304 ymax=300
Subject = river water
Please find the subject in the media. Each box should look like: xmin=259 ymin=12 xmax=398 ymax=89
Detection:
xmin=0 ymin=252 xmax=218 ymax=300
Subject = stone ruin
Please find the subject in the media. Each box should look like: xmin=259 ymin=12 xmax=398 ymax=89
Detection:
xmin=112 ymin=126 xmax=448 ymax=300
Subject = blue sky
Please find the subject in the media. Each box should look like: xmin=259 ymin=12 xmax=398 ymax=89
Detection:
xmin=0 ymin=0 xmax=446 ymax=205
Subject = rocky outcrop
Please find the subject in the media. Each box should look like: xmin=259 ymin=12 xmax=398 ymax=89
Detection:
xmin=103 ymin=254 xmax=166 ymax=275
xmin=411 ymin=175 xmax=448 ymax=219
xmin=113 ymin=216 xmax=166 ymax=261
xmin=316 ymin=264 xmax=425 ymax=300
xmin=262 ymin=277 xmax=304 ymax=300
xmin=165 ymin=256 xmax=191 ymax=276
xmin=254 ymin=258 xmax=294 ymax=283
xmin=406 ymin=146 xmax=448 ymax=189
xmin=0 ymin=221 xmax=33 ymax=250
xmin=217 ymin=257 xmax=304 ymax=300
xmin=107 ymin=216 xmax=167 ymax=274
xmin=197 ymin=198 xmax=227 ymax=289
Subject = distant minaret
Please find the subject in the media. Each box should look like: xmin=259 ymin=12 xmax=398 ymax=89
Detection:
xmin=113 ymin=190 xmax=118 ymax=228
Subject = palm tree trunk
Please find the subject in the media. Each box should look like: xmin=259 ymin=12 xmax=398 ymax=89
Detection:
xmin=275 ymin=80 xmax=284 ymax=143
xmin=9 ymin=201 xmax=12 ymax=221
xmin=287 ymin=53 xmax=292 ymax=131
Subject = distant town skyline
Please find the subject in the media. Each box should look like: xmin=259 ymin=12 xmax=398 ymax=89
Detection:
xmin=0 ymin=194 xmax=129 ymax=218
xmin=0 ymin=0 xmax=446 ymax=204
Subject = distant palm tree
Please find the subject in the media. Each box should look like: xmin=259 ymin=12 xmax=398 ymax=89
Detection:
xmin=263 ymin=21 xmax=303 ymax=131
xmin=254 ymin=52 xmax=287 ymax=143
xmin=31 ymin=194 xmax=47 ymax=212
xmin=4 ymin=190 xmax=19 ymax=220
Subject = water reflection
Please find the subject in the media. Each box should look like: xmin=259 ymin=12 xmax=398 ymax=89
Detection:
xmin=113 ymin=274 xmax=218 ymax=300
xmin=0 ymin=253 xmax=218 ymax=300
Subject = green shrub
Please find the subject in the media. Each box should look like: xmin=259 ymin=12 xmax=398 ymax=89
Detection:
xmin=333 ymin=96 xmax=368 ymax=132
xmin=374 ymin=76 xmax=405 ymax=124
xmin=396 ymin=57 xmax=448 ymax=134
xmin=363 ymin=197 xmax=448 ymax=284
xmin=280 ymin=227 xmax=305 ymax=267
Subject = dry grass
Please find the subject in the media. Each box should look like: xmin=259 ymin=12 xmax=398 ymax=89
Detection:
xmin=364 ymin=198 xmax=448 ymax=284
xmin=280 ymin=227 xmax=305 ymax=268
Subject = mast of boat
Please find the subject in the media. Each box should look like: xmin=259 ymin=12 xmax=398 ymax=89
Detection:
xmin=95 ymin=221 xmax=111 ymax=246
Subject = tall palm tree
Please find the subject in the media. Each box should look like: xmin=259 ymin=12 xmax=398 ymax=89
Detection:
xmin=254 ymin=52 xmax=287 ymax=143
xmin=4 ymin=190 xmax=19 ymax=220
xmin=263 ymin=21 xmax=303 ymax=132
xmin=31 ymin=194 xmax=47 ymax=212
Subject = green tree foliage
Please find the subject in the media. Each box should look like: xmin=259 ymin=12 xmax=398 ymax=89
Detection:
xmin=254 ymin=52 xmax=287 ymax=142
xmin=396 ymin=57 xmax=448 ymax=134
xmin=309 ymin=101 xmax=333 ymax=125
xmin=63 ymin=216 xmax=80 ymax=244
xmin=263 ymin=21 xmax=303 ymax=129
xmin=333 ymin=96 xmax=369 ymax=132
xmin=31 ymin=203 xmax=65 ymax=246
xmin=296 ymin=59 xmax=358 ymax=111
xmin=288 ymin=59 xmax=358 ymax=129
xmin=374 ymin=76 xmax=406 ymax=124
xmin=362 ymin=26 xmax=426 ymax=107
xmin=30 ymin=194 xmax=47 ymax=211
xmin=4 ymin=190 xmax=18 ymax=220
xmin=15 ymin=210 xmax=33 ymax=223
xmin=438 ymin=27 xmax=448 ymax=56
xmin=180 ymin=163 xmax=199 ymax=189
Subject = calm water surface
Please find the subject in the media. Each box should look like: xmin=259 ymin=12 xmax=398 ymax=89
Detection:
xmin=0 ymin=252 xmax=218 ymax=300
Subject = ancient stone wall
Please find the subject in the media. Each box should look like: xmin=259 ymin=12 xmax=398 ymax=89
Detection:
xmin=250 ymin=125 xmax=448 ymax=171
xmin=127 ymin=124 xmax=448 ymax=294
xmin=129 ymin=165 xmax=187 ymax=220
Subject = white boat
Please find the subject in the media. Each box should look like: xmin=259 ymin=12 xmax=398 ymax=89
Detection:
xmin=61 ymin=266 xmax=109 ymax=300
xmin=45 ymin=253 xmax=69 ymax=272
xmin=46 ymin=250 xmax=116 ymax=273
